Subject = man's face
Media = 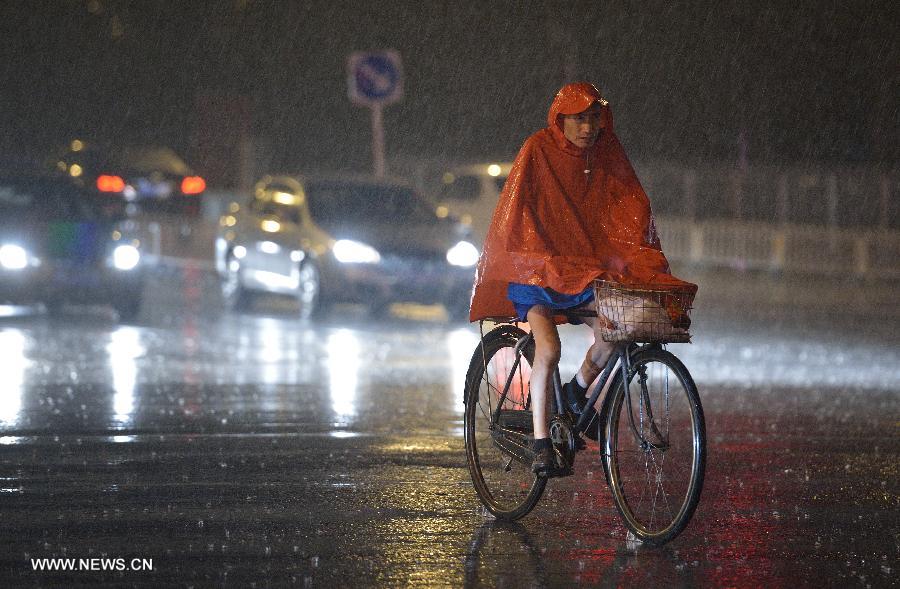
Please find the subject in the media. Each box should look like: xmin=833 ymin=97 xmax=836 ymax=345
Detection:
xmin=561 ymin=103 xmax=604 ymax=149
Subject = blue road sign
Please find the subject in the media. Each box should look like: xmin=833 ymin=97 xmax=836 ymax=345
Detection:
xmin=348 ymin=51 xmax=404 ymax=106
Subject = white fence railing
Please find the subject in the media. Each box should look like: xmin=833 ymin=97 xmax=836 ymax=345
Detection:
xmin=656 ymin=216 xmax=900 ymax=278
xmin=624 ymin=161 xmax=897 ymax=230
xmin=122 ymin=201 xmax=900 ymax=280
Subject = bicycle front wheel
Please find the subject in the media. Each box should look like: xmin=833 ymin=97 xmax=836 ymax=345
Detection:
xmin=603 ymin=347 xmax=706 ymax=545
xmin=464 ymin=325 xmax=546 ymax=520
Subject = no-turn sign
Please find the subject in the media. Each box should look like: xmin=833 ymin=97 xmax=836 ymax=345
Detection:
xmin=347 ymin=50 xmax=404 ymax=106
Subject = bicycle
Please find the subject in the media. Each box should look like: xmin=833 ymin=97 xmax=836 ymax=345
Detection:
xmin=463 ymin=280 xmax=706 ymax=546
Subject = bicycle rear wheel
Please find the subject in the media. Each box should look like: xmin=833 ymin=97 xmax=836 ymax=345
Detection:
xmin=464 ymin=325 xmax=546 ymax=520
xmin=602 ymin=347 xmax=705 ymax=545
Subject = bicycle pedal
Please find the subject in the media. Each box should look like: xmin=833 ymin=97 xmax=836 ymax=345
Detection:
xmin=539 ymin=465 xmax=574 ymax=479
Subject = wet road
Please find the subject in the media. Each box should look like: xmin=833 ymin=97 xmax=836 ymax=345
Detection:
xmin=0 ymin=266 xmax=897 ymax=587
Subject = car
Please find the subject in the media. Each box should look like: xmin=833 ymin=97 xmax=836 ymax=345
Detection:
xmin=51 ymin=139 xmax=207 ymax=219
xmin=0 ymin=171 xmax=147 ymax=321
xmin=214 ymin=174 xmax=479 ymax=319
xmin=431 ymin=161 xmax=512 ymax=242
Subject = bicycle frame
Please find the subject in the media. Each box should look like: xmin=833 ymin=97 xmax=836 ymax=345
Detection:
xmin=477 ymin=320 xmax=666 ymax=453
xmin=584 ymin=341 xmax=671 ymax=450
xmin=467 ymin=303 xmax=704 ymax=540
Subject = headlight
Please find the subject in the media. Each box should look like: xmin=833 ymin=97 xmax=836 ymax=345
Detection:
xmin=333 ymin=239 xmax=381 ymax=264
xmin=112 ymin=244 xmax=141 ymax=270
xmin=0 ymin=244 xmax=28 ymax=270
xmin=446 ymin=240 xmax=479 ymax=267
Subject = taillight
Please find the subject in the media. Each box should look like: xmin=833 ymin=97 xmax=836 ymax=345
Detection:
xmin=96 ymin=175 xmax=125 ymax=192
xmin=181 ymin=176 xmax=206 ymax=195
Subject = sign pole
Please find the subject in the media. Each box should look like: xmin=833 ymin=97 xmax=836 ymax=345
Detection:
xmin=371 ymin=104 xmax=385 ymax=178
xmin=347 ymin=50 xmax=403 ymax=179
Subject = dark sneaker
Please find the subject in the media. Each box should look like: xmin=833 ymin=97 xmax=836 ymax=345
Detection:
xmin=565 ymin=379 xmax=600 ymax=441
xmin=563 ymin=380 xmax=587 ymax=415
xmin=573 ymin=434 xmax=587 ymax=451
xmin=531 ymin=446 xmax=557 ymax=474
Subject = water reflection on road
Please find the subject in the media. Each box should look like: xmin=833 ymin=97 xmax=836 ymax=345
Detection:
xmin=0 ymin=272 xmax=896 ymax=435
xmin=0 ymin=303 xmax=489 ymax=436
xmin=0 ymin=329 xmax=27 ymax=427
xmin=0 ymin=269 xmax=896 ymax=587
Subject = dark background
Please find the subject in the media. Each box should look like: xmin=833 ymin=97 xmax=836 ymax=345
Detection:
xmin=1 ymin=0 xmax=897 ymax=184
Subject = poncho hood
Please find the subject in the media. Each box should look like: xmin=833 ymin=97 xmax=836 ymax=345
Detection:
xmin=469 ymin=82 xmax=696 ymax=322
xmin=546 ymin=82 xmax=611 ymax=131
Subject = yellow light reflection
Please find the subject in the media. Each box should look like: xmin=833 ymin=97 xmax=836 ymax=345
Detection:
xmin=435 ymin=205 xmax=449 ymax=218
xmin=257 ymin=318 xmax=286 ymax=385
xmin=447 ymin=328 xmax=480 ymax=418
xmin=69 ymin=164 xmax=83 ymax=177
xmin=327 ymin=330 xmax=360 ymax=421
xmin=0 ymin=330 xmax=28 ymax=427
xmin=261 ymin=219 xmax=281 ymax=233
xmin=107 ymin=328 xmax=144 ymax=424
xmin=272 ymin=191 xmax=298 ymax=205
xmin=70 ymin=139 xmax=84 ymax=152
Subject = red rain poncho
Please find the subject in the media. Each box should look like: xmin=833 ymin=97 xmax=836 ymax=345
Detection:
xmin=469 ymin=82 xmax=696 ymax=322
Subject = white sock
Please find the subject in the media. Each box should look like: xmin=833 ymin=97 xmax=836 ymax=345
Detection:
xmin=575 ymin=372 xmax=589 ymax=389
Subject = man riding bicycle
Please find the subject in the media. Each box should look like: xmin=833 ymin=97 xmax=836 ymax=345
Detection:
xmin=469 ymin=82 xmax=697 ymax=475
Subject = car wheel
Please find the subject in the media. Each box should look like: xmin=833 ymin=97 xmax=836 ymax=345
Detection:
xmin=295 ymin=260 xmax=322 ymax=320
xmin=221 ymin=252 xmax=254 ymax=311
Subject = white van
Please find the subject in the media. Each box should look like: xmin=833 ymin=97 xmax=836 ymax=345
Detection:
xmin=432 ymin=162 xmax=512 ymax=242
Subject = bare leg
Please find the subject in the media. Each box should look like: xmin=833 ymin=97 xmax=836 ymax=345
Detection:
xmin=567 ymin=308 xmax=615 ymax=405
xmin=578 ymin=331 xmax=614 ymax=386
xmin=525 ymin=306 xmax=561 ymax=440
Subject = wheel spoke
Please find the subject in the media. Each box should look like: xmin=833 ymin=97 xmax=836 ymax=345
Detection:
xmin=465 ymin=328 xmax=544 ymax=520
xmin=605 ymin=349 xmax=704 ymax=544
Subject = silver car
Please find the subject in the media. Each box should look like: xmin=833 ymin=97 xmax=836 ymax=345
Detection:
xmin=214 ymin=174 xmax=478 ymax=319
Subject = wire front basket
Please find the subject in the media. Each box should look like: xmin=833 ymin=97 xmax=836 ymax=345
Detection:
xmin=593 ymin=280 xmax=693 ymax=343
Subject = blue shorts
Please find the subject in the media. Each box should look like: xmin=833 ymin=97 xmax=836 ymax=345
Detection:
xmin=507 ymin=283 xmax=594 ymax=322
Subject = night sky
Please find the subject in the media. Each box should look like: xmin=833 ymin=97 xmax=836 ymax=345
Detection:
xmin=2 ymin=0 xmax=897 ymax=183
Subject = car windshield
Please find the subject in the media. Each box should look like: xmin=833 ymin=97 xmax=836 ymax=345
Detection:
xmin=305 ymin=181 xmax=436 ymax=226
xmin=0 ymin=176 xmax=95 ymax=219
xmin=249 ymin=198 xmax=302 ymax=225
